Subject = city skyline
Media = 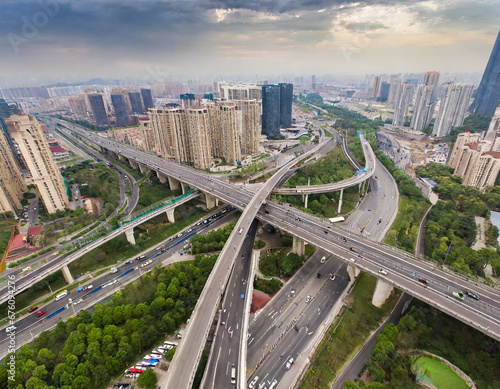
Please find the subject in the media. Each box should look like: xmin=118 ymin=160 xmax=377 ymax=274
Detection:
xmin=1 ymin=0 xmax=500 ymax=84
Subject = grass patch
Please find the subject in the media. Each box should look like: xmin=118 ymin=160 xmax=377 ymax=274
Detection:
xmin=304 ymin=244 xmax=316 ymax=257
xmin=254 ymin=240 xmax=265 ymax=249
xmin=68 ymin=204 xmax=214 ymax=275
xmin=0 ymin=220 xmax=16 ymax=257
xmin=254 ymin=277 xmax=283 ymax=295
xmin=300 ymin=273 xmax=400 ymax=389
xmin=413 ymin=356 xmax=469 ymax=389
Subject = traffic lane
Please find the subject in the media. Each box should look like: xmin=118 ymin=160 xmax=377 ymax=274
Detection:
xmin=247 ymin=258 xmax=346 ymax=368
xmin=250 ymin=275 xmax=349 ymax=388
xmin=210 ymin=220 xmax=258 ymax=389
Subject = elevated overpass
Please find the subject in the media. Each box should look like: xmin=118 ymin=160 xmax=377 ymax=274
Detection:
xmin=38 ymin=120 xmax=500 ymax=385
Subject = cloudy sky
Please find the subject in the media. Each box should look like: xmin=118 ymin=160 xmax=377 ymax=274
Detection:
xmin=0 ymin=0 xmax=499 ymax=84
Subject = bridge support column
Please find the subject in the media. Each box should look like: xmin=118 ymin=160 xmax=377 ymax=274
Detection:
xmin=292 ymin=236 xmax=305 ymax=256
xmin=372 ymin=279 xmax=394 ymax=307
xmin=125 ymin=228 xmax=136 ymax=245
xmin=117 ymin=154 xmax=126 ymax=162
xmin=168 ymin=176 xmax=180 ymax=190
xmin=205 ymin=193 xmax=216 ymax=209
xmin=347 ymin=263 xmax=360 ymax=281
xmin=303 ymin=194 xmax=309 ymax=208
xmin=129 ymin=160 xmax=138 ymax=170
xmin=157 ymin=171 xmax=167 ymax=184
xmin=338 ymin=188 xmax=344 ymax=214
xmin=166 ymin=208 xmax=175 ymax=224
xmin=138 ymin=164 xmax=149 ymax=174
xmin=181 ymin=182 xmax=189 ymax=195
xmin=62 ymin=265 xmax=74 ymax=284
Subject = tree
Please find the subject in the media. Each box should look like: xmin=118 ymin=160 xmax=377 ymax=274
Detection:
xmin=137 ymin=369 xmax=158 ymax=389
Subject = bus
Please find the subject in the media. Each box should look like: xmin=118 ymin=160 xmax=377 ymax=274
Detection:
xmin=55 ymin=290 xmax=68 ymax=301
xmin=328 ymin=216 xmax=345 ymax=224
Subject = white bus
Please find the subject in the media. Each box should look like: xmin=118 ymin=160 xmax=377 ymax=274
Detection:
xmin=329 ymin=216 xmax=345 ymax=223
xmin=55 ymin=290 xmax=68 ymax=301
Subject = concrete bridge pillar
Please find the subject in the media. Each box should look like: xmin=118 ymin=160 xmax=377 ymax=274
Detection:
xmin=166 ymin=208 xmax=175 ymax=224
xmin=338 ymin=188 xmax=344 ymax=214
xmin=347 ymin=263 xmax=360 ymax=281
xmin=125 ymin=228 xmax=136 ymax=245
xmin=205 ymin=193 xmax=216 ymax=209
xmin=292 ymin=236 xmax=305 ymax=256
xmin=62 ymin=265 xmax=74 ymax=284
xmin=371 ymin=279 xmax=394 ymax=307
xmin=118 ymin=154 xmax=126 ymax=162
xmin=138 ymin=164 xmax=150 ymax=174
xmin=181 ymin=182 xmax=189 ymax=195
xmin=157 ymin=171 xmax=167 ymax=184
xmin=129 ymin=160 xmax=138 ymax=170
xmin=303 ymin=194 xmax=309 ymax=208
xmin=168 ymin=176 xmax=181 ymax=190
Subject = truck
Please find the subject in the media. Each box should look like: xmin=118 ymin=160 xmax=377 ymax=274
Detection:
xmin=329 ymin=216 xmax=345 ymax=223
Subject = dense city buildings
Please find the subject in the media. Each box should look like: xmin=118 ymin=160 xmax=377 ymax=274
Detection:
xmin=128 ymin=92 xmax=144 ymax=114
xmin=0 ymin=126 xmax=27 ymax=213
xmin=236 ymin=99 xmax=262 ymax=155
xmin=388 ymin=76 xmax=402 ymax=104
xmin=392 ymin=83 xmax=415 ymax=126
xmin=432 ymin=83 xmax=474 ymax=137
xmin=207 ymin=102 xmax=241 ymax=164
xmin=410 ymin=85 xmax=435 ymax=132
xmin=5 ymin=115 xmax=68 ymax=213
xmin=0 ymin=99 xmax=10 ymax=118
xmin=377 ymin=82 xmax=390 ymax=102
xmin=141 ymin=88 xmax=154 ymax=111
xmin=87 ymin=93 xmax=108 ymax=126
xmin=111 ymin=93 xmax=130 ymax=127
xmin=469 ymin=29 xmax=500 ymax=116
xmin=423 ymin=71 xmax=440 ymax=87
xmin=219 ymin=84 xmax=262 ymax=100
xmin=68 ymin=96 xmax=87 ymax=118
xmin=372 ymin=76 xmax=381 ymax=98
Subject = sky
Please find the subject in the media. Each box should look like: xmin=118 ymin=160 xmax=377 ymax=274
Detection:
xmin=0 ymin=0 xmax=499 ymax=84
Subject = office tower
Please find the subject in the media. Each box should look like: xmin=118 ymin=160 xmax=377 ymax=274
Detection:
xmin=0 ymin=99 xmax=10 ymax=118
xmin=180 ymin=93 xmax=196 ymax=108
xmin=372 ymin=76 xmax=381 ymax=98
xmin=87 ymin=93 xmax=108 ymax=126
xmin=0 ymin=126 xmax=26 ymax=213
xmin=392 ymin=83 xmax=415 ymax=126
xmin=423 ymin=71 xmax=440 ymax=87
xmin=68 ymin=96 xmax=87 ymax=118
xmin=128 ymin=92 xmax=144 ymax=114
xmin=236 ymin=99 xmax=262 ymax=155
xmin=432 ymin=84 xmax=474 ymax=137
xmin=311 ymin=75 xmax=317 ymax=90
xmin=5 ymin=115 xmax=68 ymax=213
xmin=261 ymin=84 xmax=281 ymax=138
xmin=410 ymin=85 xmax=435 ymax=131
xmin=141 ymin=88 xmax=154 ymax=111
xmin=279 ymin=83 xmax=293 ymax=128
xmin=470 ymin=29 xmax=500 ymax=116
xmin=377 ymin=82 xmax=390 ymax=102
xmin=207 ymin=103 xmax=241 ymax=164
xmin=111 ymin=94 xmax=130 ymax=127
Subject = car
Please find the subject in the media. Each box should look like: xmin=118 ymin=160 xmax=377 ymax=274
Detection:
xmin=33 ymin=207 xmax=37 ymax=210
xmin=249 ymin=376 xmax=259 ymax=388
xmin=320 ymin=256 xmax=326 ymax=263
xmin=196 ymin=222 xmax=201 ymax=226
xmin=175 ymin=333 xmax=182 ymax=339
xmin=330 ymin=274 xmax=336 ymax=281
xmin=349 ymin=247 xmax=355 ymax=251
xmin=125 ymin=260 xmax=133 ymax=265
xmin=177 ymin=233 xmax=182 ymax=238
xmin=156 ymin=247 xmax=163 ymax=251
xmin=418 ymin=278 xmax=428 ymax=284
xmin=28 ymin=306 xmax=38 ymax=313
xmin=290 ymin=289 xmax=295 ymax=295
xmin=187 ymin=229 xmax=192 ymax=233
xmin=285 ymin=357 xmax=294 ymax=370
xmin=466 ymin=291 xmax=479 ymax=300
xmin=222 ymin=209 xmax=227 ymax=213
xmin=238 ymin=228 xmax=243 ymax=234
xmin=77 ymin=287 xmax=83 ymax=292
xmin=220 ymin=321 xmax=225 ymax=326
xmin=305 ymin=295 xmax=312 ymax=303
xmin=379 ymin=269 xmax=388 ymax=275
xmin=317 ymin=273 xmax=322 ymax=278
xmin=36 ymin=310 xmax=46 ymax=317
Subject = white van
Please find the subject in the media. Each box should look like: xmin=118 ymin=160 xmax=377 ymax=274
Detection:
xmin=230 ymin=364 xmax=236 ymax=384
xmin=110 ymin=267 xmax=118 ymax=274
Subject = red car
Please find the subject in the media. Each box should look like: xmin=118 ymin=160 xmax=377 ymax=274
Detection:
xmin=28 ymin=306 xmax=38 ymax=313
xmin=36 ymin=310 xmax=46 ymax=317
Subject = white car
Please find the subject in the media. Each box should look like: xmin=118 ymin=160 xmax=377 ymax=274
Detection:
xmin=238 ymin=228 xmax=243 ymax=234
xmin=305 ymin=295 xmax=312 ymax=303
xmin=249 ymin=376 xmax=259 ymax=388
xmin=320 ymin=256 xmax=326 ymax=263
xmin=379 ymin=269 xmax=388 ymax=275
xmin=285 ymin=357 xmax=294 ymax=370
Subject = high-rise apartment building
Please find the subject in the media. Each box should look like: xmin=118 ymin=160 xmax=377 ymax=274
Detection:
xmin=111 ymin=94 xmax=130 ymax=127
xmin=5 ymin=115 xmax=68 ymax=213
xmin=141 ymin=89 xmax=154 ymax=111
xmin=68 ymin=96 xmax=87 ymax=118
xmin=0 ymin=99 xmax=10 ymax=118
xmin=388 ymin=77 xmax=402 ymax=104
xmin=262 ymin=84 xmax=281 ymax=138
xmin=432 ymin=84 xmax=474 ymax=137
xmin=185 ymin=108 xmax=212 ymax=170
xmin=219 ymin=84 xmax=262 ymax=101
xmin=180 ymin=93 xmax=196 ymax=108
xmin=469 ymin=29 xmax=500 ymax=116
xmin=128 ymin=92 xmax=144 ymax=114
xmin=0 ymin=126 xmax=26 ymax=213
xmin=423 ymin=71 xmax=440 ymax=87
xmin=372 ymin=76 xmax=381 ymax=98
xmin=448 ymin=131 xmax=484 ymax=169
xmin=87 ymin=93 xmax=108 ymax=126
xmin=392 ymin=83 xmax=415 ymax=126
xmin=279 ymin=83 xmax=293 ymax=129
xmin=377 ymin=82 xmax=390 ymax=102
xmin=207 ymin=103 xmax=241 ymax=164
xmin=410 ymin=85 xmax=435 ymax=132
xmin=236 ymin=99 xmax=262 ymax=155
